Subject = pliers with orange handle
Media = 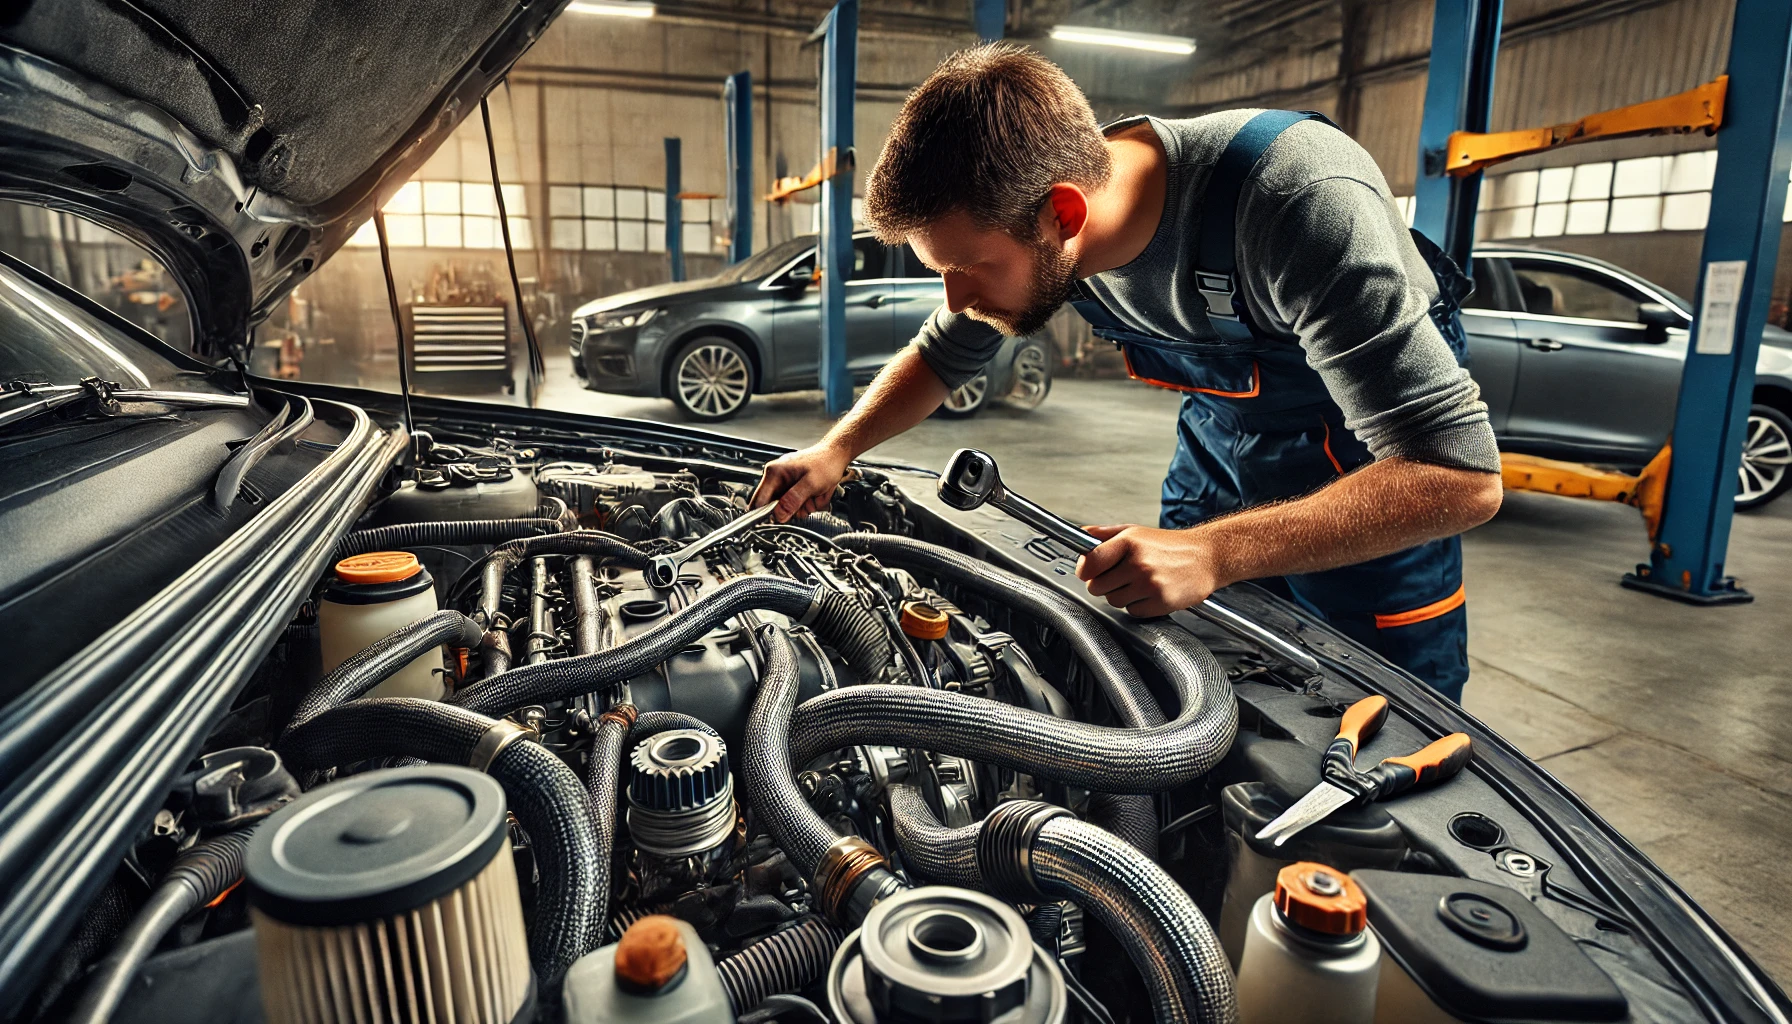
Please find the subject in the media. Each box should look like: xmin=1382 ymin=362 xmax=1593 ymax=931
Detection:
xmin=1255 ymin=695 xmax=1474 ymax=847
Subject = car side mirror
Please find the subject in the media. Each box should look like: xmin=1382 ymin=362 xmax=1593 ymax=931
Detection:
xmin=1638 ymin=302 xmax=1681 ymax=339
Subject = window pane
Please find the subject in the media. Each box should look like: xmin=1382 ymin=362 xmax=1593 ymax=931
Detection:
xmin=423 ymin=213 xmax=462 ymax=248
xmin=501 ymin=183 xmax=528 ymax=214
xmin=1486 ymin=206 xmax=1533 ymax=239
xmin=1490 ymin=170 xmax=1538 ymax=210
xmin=1569 ymin=162 xmax=1613 ymax=201
xmin=850 ymin=236 xmax=886 ymax=280
xmin=615 ymin=187 xmax=646 ymax=220
xmin=681 ymin=197 xmax=710 ymax=223
xmin=583 ymin=186 xmax=614 ymax=218
xmin=1462 ymin=259 xmax=1512 ymax=311
xmin=345 ymin=220 xmax=379 ymax=248
xmin=422 ymin=181 xmax=461 ymax=214
xmin=617 ymin=219 xmax=646 ymax=251
xmin=1665 ymin=151 xmax=1717 ymax=193
xmin=681 ymin=222 xmax=711 ymax=254
xmin=550 ymin=217 xmax=583 ymax=250
xmin=1607 ymin=195 xmax=1662 ymax=233
xmin=851 ymin=197 xmax=865 ymax=225
xmin=1533 ymin=202 xmax=1568 ymax=237
xmin=549 ymin=185 xmax=583 ymax=218
xmin=1537 ymin=166 xmax=1574 ymax=204
xmin=1611 ymin=157 xmax=1663 ymax=198
xmin=647 ymin=222 xmax=666 ymax=252
xmin=1511 ymin=261 xmax=1644 ymax=321
xmin=1661 ymin=191 xmax=1710 ymax=232
xmin=1564 ymin=199 xmax=1608 ymax=234
xmin=508 ymin=217 xmax=534 ymax=250
xmin=385 ymin=181 xmax=423 ymax=215
xmin=384 ymin=213 xmax=424 ymax=247
xmin=585 ymin=219 xmax=616 ymax=250
xmin=462 ymin=183 xmax=496 ymax=217
xmin=647 ymin=190 xmax=666 ymax=222
xmin=463 ymin=215 xmax=499 ymax=249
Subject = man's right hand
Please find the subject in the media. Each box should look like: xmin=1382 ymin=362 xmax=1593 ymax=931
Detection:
xmin=751 ymin=443 xmax=853 ymax=522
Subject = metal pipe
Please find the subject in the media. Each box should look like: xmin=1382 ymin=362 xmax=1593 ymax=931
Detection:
xmin=569 ymin=555 xmax=602 ymax=656
xmin=527 ymin=557 xmax=554 ymax=665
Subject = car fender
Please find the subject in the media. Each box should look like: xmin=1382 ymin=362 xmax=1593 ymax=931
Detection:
xmin=653 ymin=314 xmax=774 ymax=394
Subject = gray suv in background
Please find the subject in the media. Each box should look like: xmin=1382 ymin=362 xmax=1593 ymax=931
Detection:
xmin=570 ymin=231 xmax=1052 ymax=422
xmin=1464 ymin=247 xmax=1792 ymax=509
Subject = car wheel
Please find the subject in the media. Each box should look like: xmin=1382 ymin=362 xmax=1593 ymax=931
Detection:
xmin=1004 ymin=339 xmax=1052 ymax=410
xmin=668 ymin=336 xmax=754 ymax=422
xmin=1735 ymin=403 xmax=1792 ymax=510
xmin=936 ymin=372 xmax=990 ymax=418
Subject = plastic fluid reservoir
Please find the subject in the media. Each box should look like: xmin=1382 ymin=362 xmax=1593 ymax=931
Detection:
xmin=318 ymin=552 xmax=443 ymax=700
xmin=562 ymin=914 xmax=732 ymax=1024
xmin=1237 ymin=862 xmax=1381 ymax=1024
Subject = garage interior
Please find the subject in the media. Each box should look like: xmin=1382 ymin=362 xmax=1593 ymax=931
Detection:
xmin=2 ymin=0 xmax=1789 ymax=1004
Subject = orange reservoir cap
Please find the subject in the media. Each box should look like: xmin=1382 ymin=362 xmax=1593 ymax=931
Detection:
xmin=1274 ymin=862 xmax=1368 ymax=937
xmin=614 ymin=915 xmax=688 ymax=994
xmin=899 ymin=601 xmax=949 ymax=640
xmin=334 ymin=551 xmax=424 ymax=585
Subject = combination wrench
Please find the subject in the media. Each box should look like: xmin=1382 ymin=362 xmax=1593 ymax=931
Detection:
xmin=645 ymin=502 xmax=779 ymax=588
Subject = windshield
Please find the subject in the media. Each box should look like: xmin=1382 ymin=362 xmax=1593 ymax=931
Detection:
xmin=715 ymin=235 xmax=815 ymax=283
xmin=0 ymin=251 xmax=187 ymax=391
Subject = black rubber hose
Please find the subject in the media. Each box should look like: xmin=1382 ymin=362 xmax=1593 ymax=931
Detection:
xmin=837 ymin=534 xmax=1164 ymax=854
xmin=279 ymin=698 xmax=599 ymax=982
xmin=886 ymin=791 xmax=1236 ymax=1023
xmin=630 ymin=710 xmax=720 ymax=741
xmin=584 ymin=711 xmax=630 ymax=951
xmin=334 ymin=517 xmax=561 ymax=560
xmin=1089 ymin=791 xmax=1161 ymax=861
xmin=449 ymin=577 xmax=885 ymax=717
xmin=740 ymin=625 xmax=838 ymax=877
xmin=715 ymin=916 xmax=845 ymax=1018
xmin=787 ymin=611 xmax=1235 ymax=795
xmin=67 ymin=828 xmax=255 ymax=1024
xmin=284 ymin=610 xmax=483 ymax=738
xmin=493 ymin=529 xmax=650 ymax=569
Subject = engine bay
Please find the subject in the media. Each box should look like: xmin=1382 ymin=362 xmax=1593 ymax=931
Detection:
xmin=29 ymin=420 xmax=1692 ymax=1024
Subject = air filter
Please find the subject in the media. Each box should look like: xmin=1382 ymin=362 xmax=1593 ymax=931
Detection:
xmin=246 ymin=765 xmax=532 ymax=1024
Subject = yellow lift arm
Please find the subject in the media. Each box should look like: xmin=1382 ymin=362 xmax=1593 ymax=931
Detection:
xmin=1444 ymin=76 xmax=1727 ymax=177
xmin=1500 ymin=446 xmax=1672 ymax=541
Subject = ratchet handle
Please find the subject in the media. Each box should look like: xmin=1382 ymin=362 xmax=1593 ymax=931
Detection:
xmin=1359 ymin=732 xmax=1473 ymax=802
xmin=1321 ymin=696 xmax=1388 ymax=783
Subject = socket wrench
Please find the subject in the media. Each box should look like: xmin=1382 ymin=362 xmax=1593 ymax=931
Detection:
xmin=937 ymin=447 xmax=1321 ymax=675
xmin=645 ymin=502 xmax=778 ymax=588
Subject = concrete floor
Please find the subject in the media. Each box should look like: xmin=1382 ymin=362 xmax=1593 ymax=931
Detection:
xmin=530 ymin=363 xmax=1792 ymax=988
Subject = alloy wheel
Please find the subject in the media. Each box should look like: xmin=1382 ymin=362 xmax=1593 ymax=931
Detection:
xmin=1007 ymin=342 xmax=1051 ymax=409
xmin=943 ymin=373 xmax=988 ymax=413
xmin=1737 ymin=410 xmax=1791 ymax=505
xmin=676 ymin=343 xmax=750 ymax=418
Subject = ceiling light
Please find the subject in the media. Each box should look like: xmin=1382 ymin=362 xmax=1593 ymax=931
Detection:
xmin=1048 ymin=25 xmax=1195 ymax=55
xmin=567 ymin=0 xmax=655 ymax=17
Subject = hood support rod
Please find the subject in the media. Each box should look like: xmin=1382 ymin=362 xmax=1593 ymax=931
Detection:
xmin=372 ymin=209 xmax=417 ymax=462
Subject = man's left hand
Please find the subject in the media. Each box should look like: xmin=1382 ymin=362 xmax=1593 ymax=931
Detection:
xmin=1075 ymin=525 xmax=1221 ymax=618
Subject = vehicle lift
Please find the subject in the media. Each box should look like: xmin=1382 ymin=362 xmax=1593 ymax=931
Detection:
xmin=1413 ymin=0 xmax=1792 ymax=604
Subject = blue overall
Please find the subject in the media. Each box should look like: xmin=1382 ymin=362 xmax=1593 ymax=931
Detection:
xmin=1069 ymin=111 xmax=1473 ymax=701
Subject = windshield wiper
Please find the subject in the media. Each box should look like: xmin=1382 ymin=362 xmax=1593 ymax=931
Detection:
xmin=0 ymin=377 xmax=249 ymax=435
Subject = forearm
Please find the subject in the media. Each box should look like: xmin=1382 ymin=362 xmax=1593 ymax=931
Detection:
xmin=817 ymin=344 xmax=950 ymax=458
xmin=1197 ymin=458 xmax=1501 ymax=586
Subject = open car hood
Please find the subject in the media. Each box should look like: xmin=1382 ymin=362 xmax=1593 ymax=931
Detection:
xmin=0 ymin=0 xmax=569 ymax=358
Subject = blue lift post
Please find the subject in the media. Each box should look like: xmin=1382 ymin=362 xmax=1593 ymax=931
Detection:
xmin=724 ymin=71 xmax=753 ymax=264
xmin=971 ymin=0 xmax=1003 ymax=42
xmin=1624 ymin=0 xmax=1792 ymax=604
xmin=817 ymin=0 xmax=857 ymax=416
xmin=1411 ymin=0 xmax=1503 ymax=270
xmin=664 ymin=137 xmax=684 ymax=282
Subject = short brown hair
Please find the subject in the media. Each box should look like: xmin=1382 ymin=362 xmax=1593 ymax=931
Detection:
xmin=864 ymin=43 xmax=1111 ymax=243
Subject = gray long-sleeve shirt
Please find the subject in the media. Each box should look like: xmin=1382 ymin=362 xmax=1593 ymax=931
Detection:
xmin=912 ymin=111 xmax=1501 ymax=474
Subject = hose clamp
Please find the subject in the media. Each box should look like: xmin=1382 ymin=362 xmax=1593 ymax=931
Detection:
xmin=598 ymin=703 xmax=638 ymax=730
xmin=814 ymin=836 xmax=889 ymax=924
xmin=978 ymin=801 xmax=1072 ymax=903
xmin=798 ymin=585 xmax=826 ymax=627
xmin=468 ymin=719 xmax=532 ymax=773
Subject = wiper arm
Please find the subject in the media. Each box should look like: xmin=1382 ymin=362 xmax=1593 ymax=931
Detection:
xmin=0 ymin=378 xmax=250 ymax=434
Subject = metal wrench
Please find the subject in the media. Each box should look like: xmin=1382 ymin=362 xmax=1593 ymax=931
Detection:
xmin=645 ymin=502 xmax=778 ymax=588
xmin=937 ymin=447 xmax=1322 ymax=676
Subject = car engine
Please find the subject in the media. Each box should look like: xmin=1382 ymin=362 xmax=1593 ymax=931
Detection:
xmin=38 ymin=424 xmax=1606 ymax=1024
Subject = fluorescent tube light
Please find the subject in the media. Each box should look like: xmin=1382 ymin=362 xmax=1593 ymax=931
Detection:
xmin=1048 ymin=25 xmax=1195 ymax=55
xmin=567 ymin=0 xmax=655 ymax=17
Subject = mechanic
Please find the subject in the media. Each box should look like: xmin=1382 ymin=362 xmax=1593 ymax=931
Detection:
xmin=751 ymin=44 xmax=1503 ymax=701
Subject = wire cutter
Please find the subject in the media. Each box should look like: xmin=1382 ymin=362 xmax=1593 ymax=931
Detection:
xmin=1254 ymin=695 xmax=1474 ymax=847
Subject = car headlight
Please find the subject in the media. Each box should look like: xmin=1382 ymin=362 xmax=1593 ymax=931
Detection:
xmin=591 ymin=307 xmax=660 ymax=331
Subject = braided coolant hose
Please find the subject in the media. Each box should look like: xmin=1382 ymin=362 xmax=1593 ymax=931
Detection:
xmin=714 ymin=916 xmax=845 ymax=1017
xmin=283 ymin=610 xmax=484 ymax=737
xmin=334 ymin=517 xmax=562 ymax=561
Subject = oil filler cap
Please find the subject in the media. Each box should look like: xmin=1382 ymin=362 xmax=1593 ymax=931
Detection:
xmin=1274 ymin=861 xmax=1368 ymax=936
xmin=1439 ymin=893 xmax=1527 ymax=951
xmin=898 ymin=601 xmax=949 ymax=640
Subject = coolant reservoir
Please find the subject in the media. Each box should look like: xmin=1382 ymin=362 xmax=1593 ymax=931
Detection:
xmin=1237 ymin=862 xmax=1381 ymax=1024
xmin=318 ymin=552 xmax=443 ymax=700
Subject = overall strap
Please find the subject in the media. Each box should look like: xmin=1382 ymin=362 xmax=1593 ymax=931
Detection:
xmin=1194 ymin=110 xmax=1338 ymax=335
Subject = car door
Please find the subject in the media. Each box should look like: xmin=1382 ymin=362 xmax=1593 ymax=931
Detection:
xmin=768 ymin=235 xmax=893 ymax=386
xmin=1461 ymin=255 xmax=1523 ymax=435
xmin=893 ymin=243 xmax=948 ymax=345
xmin=1503 ymin=256 xmax=1687 ymax=463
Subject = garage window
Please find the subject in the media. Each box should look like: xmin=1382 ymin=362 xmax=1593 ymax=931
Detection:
xmin=549 ymin=185 xmax=698 ymax=253
xmin=345 ymin=181 xmax=532 ymax=250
